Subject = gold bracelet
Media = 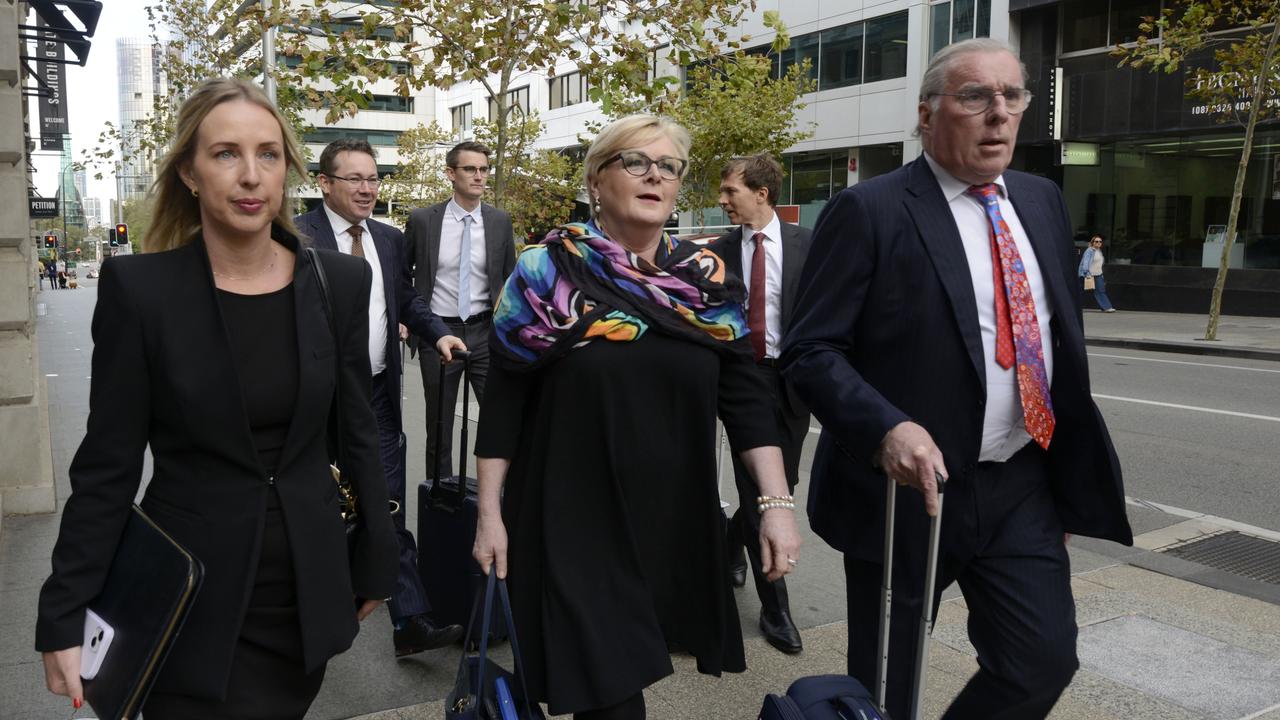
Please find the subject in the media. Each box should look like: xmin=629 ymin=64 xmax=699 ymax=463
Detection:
xmin=756 ymin=494 xmax=794 ymax=504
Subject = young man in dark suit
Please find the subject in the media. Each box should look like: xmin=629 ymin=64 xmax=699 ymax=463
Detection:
xmin=403 ymin=142 xmax=516 ymax=482
xmin=781 ymin=39 xmax=1133 ymax=719
xmin=295 ymin=139 xmax=466 ymax=657
xmin=711 ymin=153 xmax=812 ymax=655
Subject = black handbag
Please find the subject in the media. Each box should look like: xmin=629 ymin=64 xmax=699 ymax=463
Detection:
xmin=446 ymin=572 xmax=544 ymax=720
xmin=306 ymin=247 xmax=399 ymax=552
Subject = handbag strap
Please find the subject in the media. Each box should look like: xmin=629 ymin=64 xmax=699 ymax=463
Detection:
xmin=306 ymin=248 xmax=345 ymax=468
xmin=497 ymin=577 xmax=538 ymax=718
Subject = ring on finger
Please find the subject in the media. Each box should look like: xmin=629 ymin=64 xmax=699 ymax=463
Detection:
xmin=786 ymin=557 xmax=798 ymax=566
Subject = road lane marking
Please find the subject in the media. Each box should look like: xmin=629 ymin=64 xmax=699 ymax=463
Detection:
xmin=1093 ymin=393 xmax=1280 ymax=423
xmin=1089 ymin=352 xmax=1280 ymax=374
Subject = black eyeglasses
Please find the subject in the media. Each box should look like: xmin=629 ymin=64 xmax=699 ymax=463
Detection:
xmin=604 ymin=151 xmax=688 ymax=180
xmin=325 ymin=174 xmax=381 ymax=188
xmin=930 ymin=87 xmax=1034 ymax=115
xmin=450 ymin=165 xmax=491 ymax=176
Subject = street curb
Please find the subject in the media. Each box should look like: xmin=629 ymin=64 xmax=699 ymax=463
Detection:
xmin=1085 ymin=336 xmax=1280 ymax=362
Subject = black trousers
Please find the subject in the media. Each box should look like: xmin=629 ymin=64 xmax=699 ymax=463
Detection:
xmin=845 ymin=444 xmax=1078 ymax=720
xmin=420 ymin=317 xmax=490 ymax=481
xmin=728 ymin=362 xmax=809 ymax=612
xmin=371 ymin=371 xmax=430 ymax=621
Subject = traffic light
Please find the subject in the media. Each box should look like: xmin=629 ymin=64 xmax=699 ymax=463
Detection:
xmin=108 ymin=228 xmax=117 ymax=246
xmin=115 ymin=223 xmax=129 ymax=247
xmin=43 ymin=233 xmax=57 ymax=249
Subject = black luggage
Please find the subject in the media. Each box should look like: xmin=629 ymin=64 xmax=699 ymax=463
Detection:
xmin=758 ymin=473 xmax=947 ymax=720
xmin=417 ymin=350 xmax=508 ymax=644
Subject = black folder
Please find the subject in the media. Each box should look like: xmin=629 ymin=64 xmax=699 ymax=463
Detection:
xmin=84 ymin=505 xmax=204 ymax=720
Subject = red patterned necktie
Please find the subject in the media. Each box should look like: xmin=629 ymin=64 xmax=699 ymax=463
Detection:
xmin=966 ymin=184 xmax=1055 ymax=449
xmin=748 ymin=231 xmax=767 ymax=361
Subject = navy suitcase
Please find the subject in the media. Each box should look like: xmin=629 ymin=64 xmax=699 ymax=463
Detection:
xmin=759 ymin=474 xmax=947 ymax=720
xmin=417 ymin=351 xmax=508 ymax=644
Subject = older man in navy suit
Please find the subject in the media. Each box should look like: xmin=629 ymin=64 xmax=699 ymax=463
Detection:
xmin=781 ymin=39 xmax=1133 ymax=719
xmin=296 ymin=139 xmax=466 ymax=658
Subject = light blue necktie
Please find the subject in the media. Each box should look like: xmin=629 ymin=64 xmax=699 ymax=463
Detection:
xmin=458 ymin=214 xmax=473 ymax=320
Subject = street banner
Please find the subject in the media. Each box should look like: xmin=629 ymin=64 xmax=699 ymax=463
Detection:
xmin=37 ymin=18 xmax=68 ymax=151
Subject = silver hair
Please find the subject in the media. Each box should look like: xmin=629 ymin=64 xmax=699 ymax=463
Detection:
xmin=915 ymin=38 xmax=1028 ymax=135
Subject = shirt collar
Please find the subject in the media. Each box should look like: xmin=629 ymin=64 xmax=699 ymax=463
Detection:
xmin=742 ymin=210 xmax=781 ymax=244
xmin=322 ymin=202 xmax=368 ymax=238
xmin=447 ymin=198 xmax=483 ymax=223
xmin=922 ymin=152 xmax=1010 ymax=204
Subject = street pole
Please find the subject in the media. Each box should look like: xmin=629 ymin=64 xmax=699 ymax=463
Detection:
xmin=262 ymin=0 xmax=277 ymax=103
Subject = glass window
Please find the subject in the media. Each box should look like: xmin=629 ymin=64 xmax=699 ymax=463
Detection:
xmin=820 ymin=23 xmax=863 ymax=90
xmin=745 ymin=44 xmax=782 ymax=80
xmin=303 ymin=128 xmax=403 ymax=146
xmin=1110 ymin=0 xmax=1160 ymax=45
xmin=952 ymin=0 xmax=975 ymax=42
xmin=450 ymin=103 xmax=472 ymax=139
xmin=1062 ymin=0 xmax=1109 ymax=52
xmin=488 ymin=86 xmax=530 ymax=119
xmin=550 ymin=72 xmax=586 ymax=110
xmin=780 ymin=32 xmax=819 ymax=82
xmin=976 ymin=0 xmax=992 ymax=38
xmin=864 ymin=11 xmax=909 ymax=83
xmin=931 ymin=3 xmax=952 ymax=57
xmin=366 ymin=94 xmax=412 ymax=112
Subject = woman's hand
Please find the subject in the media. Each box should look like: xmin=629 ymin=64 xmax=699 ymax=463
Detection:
xmin=759 ymin=508 xmax=803 ymax=582
xmin=473 ymin=512 xmax=509 ymax=579
xmin=355 ymin=598 xmax=383 ymax=621
xmin=42 ymin=648 xmax=83 ymax=708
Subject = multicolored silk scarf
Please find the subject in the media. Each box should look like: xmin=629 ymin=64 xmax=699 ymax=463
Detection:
xmin=492 ymin=222 xmax=750 ymax=369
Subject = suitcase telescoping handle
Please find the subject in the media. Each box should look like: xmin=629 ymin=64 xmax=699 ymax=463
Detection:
xmin=876 ymin=470 xmax=946 ymax=720
xmin=429 ymin=349 xmax=472 ymax=507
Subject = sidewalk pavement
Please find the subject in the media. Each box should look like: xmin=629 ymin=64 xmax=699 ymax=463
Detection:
xmin=1082 ymin=308 xmax=1280 ymax=359
xmin=3 ymin=284 xmax=1278 ymax=720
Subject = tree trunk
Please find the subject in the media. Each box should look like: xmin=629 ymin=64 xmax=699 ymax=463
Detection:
xmin=1207 ymin=13 xmax=1280 ymax=340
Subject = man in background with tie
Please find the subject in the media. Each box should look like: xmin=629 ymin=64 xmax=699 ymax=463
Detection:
xmin=710 ymin=153 xmax=811 ymax=655
xmin=780 ymin=39 xmax=1132 ymax=719
xmin=295 ymin=139 xmax=466 ymax=658
xmin=404 ymin=141 xmax=517 ymax=485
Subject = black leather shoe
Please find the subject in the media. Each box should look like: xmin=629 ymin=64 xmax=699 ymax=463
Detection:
xmin=760 ymin=609 xmax=803 ymax=654
xmin=394 ymin=615 xmax=465 ymax=657
xmin=729 ymin=544 xmax=748 ymax=589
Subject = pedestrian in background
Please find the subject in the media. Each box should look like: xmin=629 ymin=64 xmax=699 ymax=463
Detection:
xmin=47 ymin=261 xmax=57 ymax=290
xmin=36 ymin=77 xmax=397 ymax=718
xmin=1079 ymin=233 xmax=1116 ymax=312
xmin=471 ymin=114 xmax=802 ymax=720
xmin=37 ymin=263 xmax=45 ymax=290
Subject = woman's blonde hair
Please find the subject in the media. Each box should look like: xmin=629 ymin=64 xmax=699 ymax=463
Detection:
xmin=145 ymin=78 xmax=306 ymax=253
xmin=583 ymin=114 xmax=691 ymax=218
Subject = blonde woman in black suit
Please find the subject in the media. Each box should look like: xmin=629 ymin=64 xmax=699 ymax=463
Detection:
xmin=36 ymin=78 xmax=397 ymax=719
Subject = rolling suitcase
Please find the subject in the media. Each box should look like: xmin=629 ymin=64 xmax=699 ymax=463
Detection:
xmin=417 ymin=350 xmax=508 ymax=644
xmin=759 ymin=473 xmax=947 ymax=720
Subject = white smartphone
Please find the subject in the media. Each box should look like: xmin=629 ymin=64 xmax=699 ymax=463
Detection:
xmin=80 ymin=608 xmax=115 ymax=680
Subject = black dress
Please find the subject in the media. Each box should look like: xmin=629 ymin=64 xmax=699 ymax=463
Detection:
xmin=145 ymin=283 xmax=322 ymax=720
xmin=475 ymin=327 xmax=777 ymax=715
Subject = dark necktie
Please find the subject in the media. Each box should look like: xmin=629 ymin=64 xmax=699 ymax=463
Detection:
xmin=966 ymin=184 xmax=1055 ymax=449
xmin=348 ymin=224 xmax=365 ymax=259
xmin=748 ymin=231 xmax=767 ymax=362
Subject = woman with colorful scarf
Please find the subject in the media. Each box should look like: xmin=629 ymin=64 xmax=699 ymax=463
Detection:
xmin=471 ymin=115 xmax=803 ymax=720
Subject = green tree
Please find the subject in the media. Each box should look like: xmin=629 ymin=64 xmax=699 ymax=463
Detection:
xmin=598 ymin=13 xmax=815 ymax=225
xmin=380 ymin=122 xmax=455 ymax=224
xmin=1114 ymin=1 xmax=1280 ymax=340
xmin=121 ymin=199 xmax=154 ymax=255
xmin=293 ymin=0 xmax=754 ymax=209
xmin=474 ymin=115 xmax=580 ymax=243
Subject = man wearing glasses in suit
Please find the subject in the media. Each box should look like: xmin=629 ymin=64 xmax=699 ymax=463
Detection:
xmin=404 ymin=142 xmax=517 ymax=486
xmin=295 ymin=138 xmax=467 ymax=658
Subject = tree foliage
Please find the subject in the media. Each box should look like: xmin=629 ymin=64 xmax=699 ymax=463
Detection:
xmin=598 ymin=12 xmax=815 ymax=224
xmin=1114 ymin=0 xmax=1280 ymax=340
xmin=379 ymin=122 xmax=455 ymax=224
xmin=475 ymin=116 xmax=581 ymax=244
xmin=291 ymin=0 xmax=756 ymax=208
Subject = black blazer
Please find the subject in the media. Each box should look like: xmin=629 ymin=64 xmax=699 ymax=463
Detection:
xmin=781 ymin=157 xmax=1133 ymax=570
xmin=35 ymin=230 xmax=398 ymax=700
xmin=708 ymin=219 xmax=813 ymax=417
xmin=295 ymin=206 xmax=449 ymax=421
xmin=403 ymin=200 xmax=517 ymax=346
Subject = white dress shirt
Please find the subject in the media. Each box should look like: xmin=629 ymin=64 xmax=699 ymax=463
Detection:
xmin=322 ymin=203 xmax=388 ymax=376
xmin=923 ymin=154 xmax=1055 ymax=462
xmin=431 ymin=199 xmax=491 ymax=318
xmin=739 ymin=211 xmax=785 ymax=359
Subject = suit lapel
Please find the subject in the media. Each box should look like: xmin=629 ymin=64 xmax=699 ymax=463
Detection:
xmin=428 ymin=203 xmax=446 ymax=294
xmin=481 ymin=204 xmax=504 ymax=302
xmin=904 ymin=158 xmax=986 ymax=390
xmin=304 ymin=206 xmax=339 ymax=252
xmin=780 ymin=223 xmax=804 ymax=331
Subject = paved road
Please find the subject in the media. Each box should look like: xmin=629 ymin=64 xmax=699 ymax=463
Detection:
xmin=1087 ymin=348 xmax=1280 ymax=534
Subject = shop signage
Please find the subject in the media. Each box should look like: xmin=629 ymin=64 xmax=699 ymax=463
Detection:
xmin=36 ymin=19 xmax=67 ymax=151
xmin=29 ymin=198 xmax=59 ymax=218
xmin=1060 ymin=141 xmax=1100 ymax=166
